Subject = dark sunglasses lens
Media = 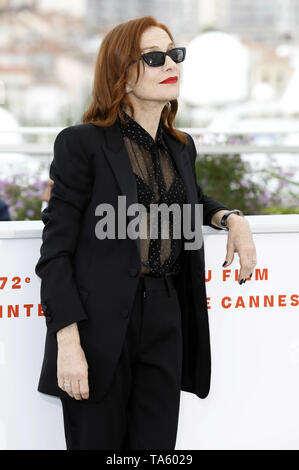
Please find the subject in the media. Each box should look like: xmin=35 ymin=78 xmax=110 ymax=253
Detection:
xmin=143 ymin=51 xmax=165 ymax=66
xmin=169 ymin=48 xmax=185 ymax=63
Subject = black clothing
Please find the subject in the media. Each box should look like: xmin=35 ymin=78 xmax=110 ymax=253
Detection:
xmin=120 ymin=110 xmax=187 ymax=277
xmin=35 ymin=117 xmax=230 ymax=403
xmin=0 ymin=198 xmax=10 ymax=221
xmin=60 ymin=274 xmax=182 ymax=450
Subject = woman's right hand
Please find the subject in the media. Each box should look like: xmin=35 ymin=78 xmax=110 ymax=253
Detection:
xmin=56 ymin=323 xmax=89 ymax=400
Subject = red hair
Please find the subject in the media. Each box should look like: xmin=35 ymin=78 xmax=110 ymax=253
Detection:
xmin=81 ymin=15 xmax=188 ymax=145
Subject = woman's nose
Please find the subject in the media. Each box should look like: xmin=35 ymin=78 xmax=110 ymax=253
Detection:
xmin=163 ymin=56 xmax=177 ymax=71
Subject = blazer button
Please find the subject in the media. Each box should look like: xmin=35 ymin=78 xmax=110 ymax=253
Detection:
xmin=121 ymin=308 xmax=129 ymax=318
xmin=42 ymin=303 xmax=48 ymax=313
xmin=42 ymin=302 xmax=52 ymax=320
xmin=129 ymin=267 xmax=139 ymax=277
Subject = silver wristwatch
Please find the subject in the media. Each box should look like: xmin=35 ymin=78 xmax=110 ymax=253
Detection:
xmin=220 ymin=209 xmax=244 ymax=231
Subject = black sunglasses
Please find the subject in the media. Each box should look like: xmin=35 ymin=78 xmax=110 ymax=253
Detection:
xmin=140 ymin=47 xmax=186 ymax=67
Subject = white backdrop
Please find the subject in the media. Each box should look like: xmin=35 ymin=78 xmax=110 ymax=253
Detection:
xmin=0 ymin=215 xmax=298 ymax=450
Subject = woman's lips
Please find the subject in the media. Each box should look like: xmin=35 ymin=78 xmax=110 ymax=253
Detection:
xmin=159 ymin=76 xmax=178 ymax=84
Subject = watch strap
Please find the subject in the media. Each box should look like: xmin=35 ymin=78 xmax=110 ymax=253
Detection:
xmin=220 ymin=209 xmax=244 ymax=230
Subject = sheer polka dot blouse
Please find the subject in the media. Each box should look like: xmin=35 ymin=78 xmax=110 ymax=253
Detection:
xmin=119 ymin=109 xmax=187 ymax=278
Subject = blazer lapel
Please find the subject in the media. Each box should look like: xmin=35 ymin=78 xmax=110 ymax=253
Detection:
xmin=101 ymin=117 xmax=197 ymax=261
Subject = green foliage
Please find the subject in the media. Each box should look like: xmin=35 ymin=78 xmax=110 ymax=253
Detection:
xmin=1 ymin=150 xmax=298 ymax=220
xmin=0 ymin=174 xmax=47 ymax=221
xmin=195 ymin=152 xmax=299 ymax=215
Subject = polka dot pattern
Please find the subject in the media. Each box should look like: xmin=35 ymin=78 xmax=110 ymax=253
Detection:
xmin=120 ymin=109 xmax=187 ymax=278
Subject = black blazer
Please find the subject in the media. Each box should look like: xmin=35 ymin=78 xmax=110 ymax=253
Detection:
xmin=35 ymin=117 xmax=229 ymax=402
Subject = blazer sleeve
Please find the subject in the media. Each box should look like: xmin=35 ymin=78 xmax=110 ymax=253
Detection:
xmin=35 ymin=127 xmax=93 ymax=335
xmin=188 ymin=133 xmax=230 ymax=230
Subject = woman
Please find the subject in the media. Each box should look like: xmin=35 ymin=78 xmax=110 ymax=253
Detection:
xmin=35 ymin=16 xmax=257 ymax=450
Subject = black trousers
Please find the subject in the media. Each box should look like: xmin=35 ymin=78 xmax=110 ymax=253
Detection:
xmin=60 ymin=273 xmax=183 ymax=450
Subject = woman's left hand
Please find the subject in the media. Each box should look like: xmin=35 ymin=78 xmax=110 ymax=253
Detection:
xmin=223 ymin=217 xmax=257 ymax=284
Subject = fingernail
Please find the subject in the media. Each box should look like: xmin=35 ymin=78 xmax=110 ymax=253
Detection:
xmin=239 ymin=279 xmax=243 ymax=284
xmin=243 ymin=279 xmax=246 ymax=284
xmin=250 ymin=273 xmax=252 ymax=278
xmin=222 ymin=261 xmax=227 ymax=267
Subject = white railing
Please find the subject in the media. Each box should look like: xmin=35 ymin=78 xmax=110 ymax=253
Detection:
xmin=0 ymin=127 xmax=299 ymax=155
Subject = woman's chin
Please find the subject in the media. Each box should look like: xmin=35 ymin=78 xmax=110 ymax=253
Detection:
xmin=162 ymin=92 xmax=179 ymax=102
